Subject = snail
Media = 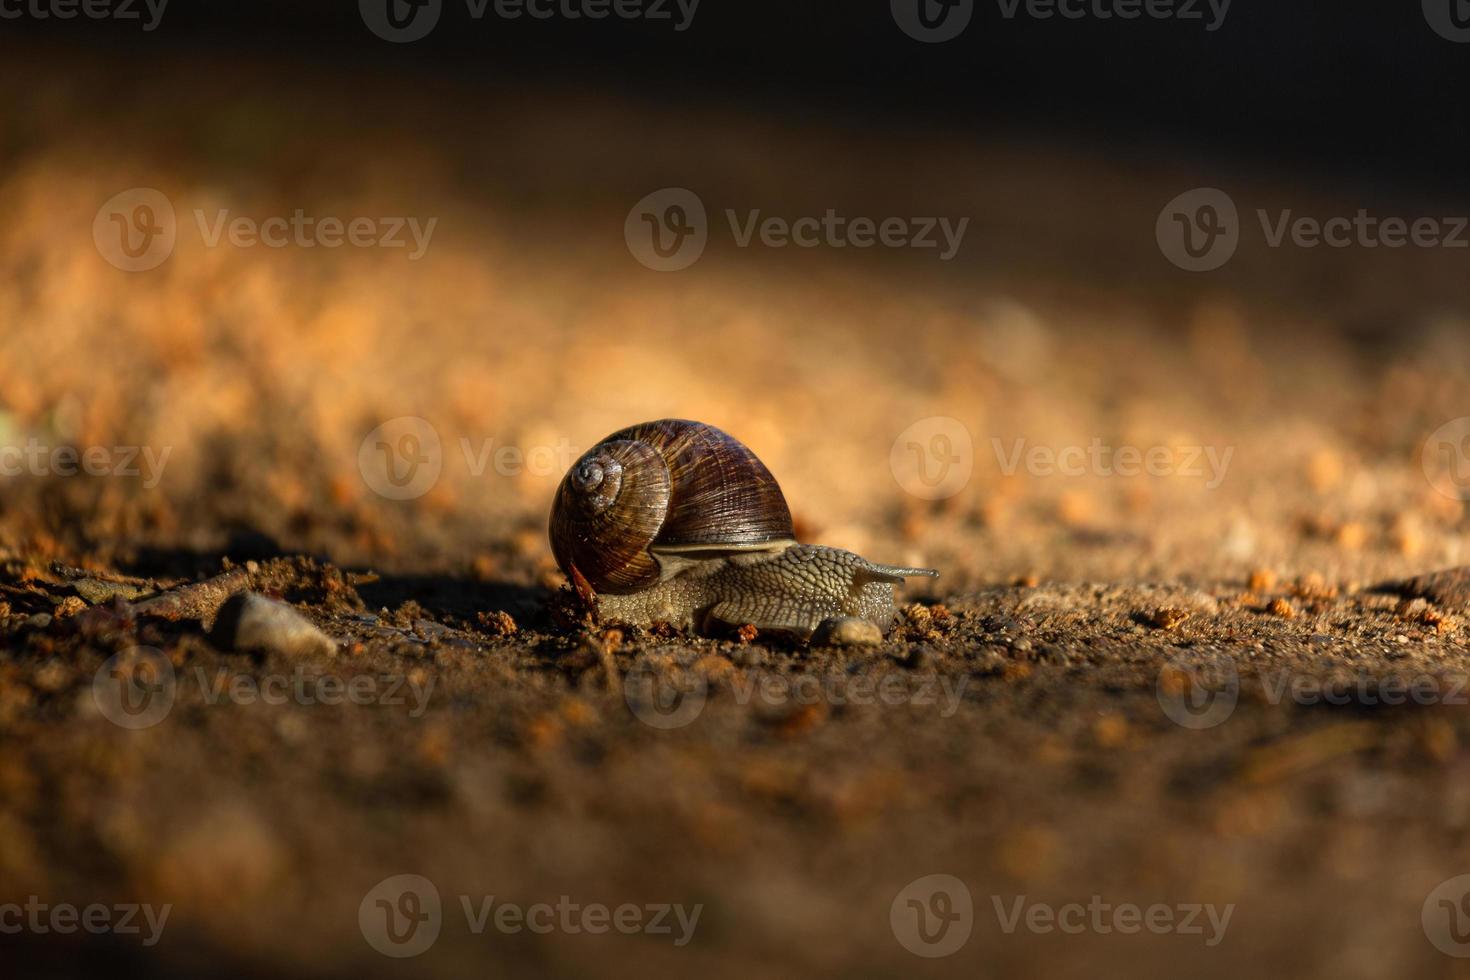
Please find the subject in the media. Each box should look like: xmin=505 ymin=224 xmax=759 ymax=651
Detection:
xmin=549 ymin=419 xmax=938 ymax=638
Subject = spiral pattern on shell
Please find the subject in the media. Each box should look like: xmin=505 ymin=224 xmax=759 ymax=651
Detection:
xmin=549 ymin=419 xmax=796 ymax=594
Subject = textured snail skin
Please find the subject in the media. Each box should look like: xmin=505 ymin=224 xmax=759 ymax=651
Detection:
xmin=593 ymin=543 xmax=939 ymax=638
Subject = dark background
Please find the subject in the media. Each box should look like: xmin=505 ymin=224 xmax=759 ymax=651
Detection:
xmin=6 ymin=1 xmax=1467 ymax=191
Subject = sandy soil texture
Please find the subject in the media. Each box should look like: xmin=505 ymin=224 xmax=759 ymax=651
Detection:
xmin=4 ymin=52 xmax=1470 ymax=979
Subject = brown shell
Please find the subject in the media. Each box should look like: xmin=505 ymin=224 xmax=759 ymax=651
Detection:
xmin=549 ymin=419 xmax=795 ymax=594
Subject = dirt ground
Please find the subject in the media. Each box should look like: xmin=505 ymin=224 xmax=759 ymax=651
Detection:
xmin=5 ymin=50 xmax=1470 ymax=978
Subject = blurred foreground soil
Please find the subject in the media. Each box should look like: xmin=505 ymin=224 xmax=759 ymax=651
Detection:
xmin=3 ymin=50 xmax=1470 ymax=979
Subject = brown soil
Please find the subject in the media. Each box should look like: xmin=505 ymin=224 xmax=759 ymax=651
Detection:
xmin=4 ymin=50 xmax=1470 ymax=979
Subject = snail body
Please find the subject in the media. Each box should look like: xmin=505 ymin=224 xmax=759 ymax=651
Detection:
xmin=549 ymin=419 xmax=937 ymax=638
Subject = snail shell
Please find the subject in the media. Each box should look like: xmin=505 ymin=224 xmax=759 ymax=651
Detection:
xmin=550 ymin=419 xmax=794 ymax=594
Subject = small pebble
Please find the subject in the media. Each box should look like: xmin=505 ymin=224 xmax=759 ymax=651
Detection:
xmin=72 ymin=579 xmax=152 ymax=604
xmin=1268 ymin=598 xmax=1297 ymax=619
xmin=476 ymin=610 xmax=518 ymax=637
xmin=54 ymin=596 xmax=87 ymax=618
xmin=1148 ymin=607 xmax=1189 ymax=630
xmin=414 ymin=619 xmax=451 ymax=641
xmin=211 ymin=593 xmax=336 ymax=658
xmin=811 ymin=617 xmax=883 ymax=648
